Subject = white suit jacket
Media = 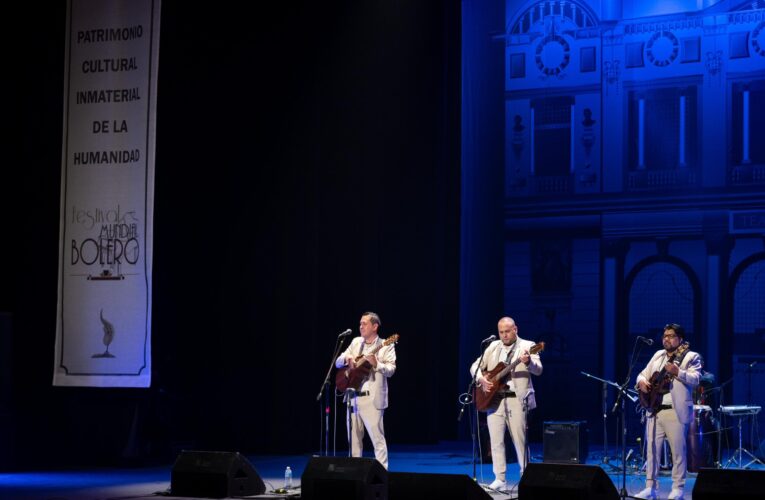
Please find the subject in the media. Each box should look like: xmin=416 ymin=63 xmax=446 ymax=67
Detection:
xmin=336 ymin=335 xmax=396 ymax=410
xmin=470 ymin=337 xmax=543 ymax=410
xmin=636 ymin=347 xmax=701 ymax=424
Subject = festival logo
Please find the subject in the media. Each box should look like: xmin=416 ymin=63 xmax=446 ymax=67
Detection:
xmin=69 ymin=204 xmax=141 ymax=280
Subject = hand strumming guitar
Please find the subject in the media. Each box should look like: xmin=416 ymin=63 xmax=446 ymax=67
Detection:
xmin=479 ymin=376 xmax=494 ymax=393
xmin=638 ymin=379 xmax=651 ymax=393
xmin=364 ymin=354 xmax=378 ymax=368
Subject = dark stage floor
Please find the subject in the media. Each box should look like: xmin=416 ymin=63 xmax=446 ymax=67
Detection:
xmin=2 ymin=443 xmax=764 ymax=499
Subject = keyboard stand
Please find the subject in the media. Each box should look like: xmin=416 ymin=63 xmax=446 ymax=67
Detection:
xmin=723 ymin=411 xmax=764 ymax=469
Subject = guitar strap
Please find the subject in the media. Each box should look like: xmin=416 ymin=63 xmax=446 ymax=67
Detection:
xmin=503 ymin=342 xmax=519 ymax=391
xmin=655 ymin=342 xmax=690 ymax=371
xmin=671 ymin=343 xmax=691 ymax=371
xmin=662 ymin=342 xmax=690 ymax=368
xmin=494 ymin=344 xmax=505 ymax=365
xmin=503 ymin=341 xmax=518 ymax=364
xmin=358 ymin=337 xmax=380 ymax=356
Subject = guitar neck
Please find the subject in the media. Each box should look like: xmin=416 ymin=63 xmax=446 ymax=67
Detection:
xmin=489 ymin=342 xmax=544 ymax=381
xmin=492 ymin=355 xmax=525 ymax=381
xmin=354 ymin=342 xmax=385 ymax=363
xmin=351 ymin=334 xmax=399 ymax=366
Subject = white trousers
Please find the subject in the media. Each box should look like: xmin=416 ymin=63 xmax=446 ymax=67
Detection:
xmin=644 ymin=409 xmax=688 ymax=490
xmin=486 ymin=396 xmax=528 ymax=482
xmin=347 ymin=394 xmax=388 ymax=469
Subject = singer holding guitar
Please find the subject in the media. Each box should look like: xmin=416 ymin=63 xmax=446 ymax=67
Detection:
xmin=335 ymin=312 xmax=396 ymax=469
xmin=470 ymin=317 xmax=543 ymax=491
xmin=634 ymin=323 xmax=702 ymax=500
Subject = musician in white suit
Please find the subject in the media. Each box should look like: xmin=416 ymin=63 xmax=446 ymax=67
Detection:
xmin=635 ymin=323 xmax=702 ymax=500
xmin=470 ymin=316 xmax=543 ymax=491
xmin=335 ymin=311 xmax=396 ymax=469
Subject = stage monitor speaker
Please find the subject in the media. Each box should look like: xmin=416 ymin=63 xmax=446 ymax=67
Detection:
xmin=388 ymin=472 xmax=491 ymax=500
xmin=543 ymin=420 xmax=589 ymax=464
xmin=170 ymin=450 xmax=265 ymax=498
xmin=692 ymin=467 xmax=765 ymax=499
xmin=519 ymin=463 xmax=619 ymax=500
xmin=301 ymin=456 xmax=387 ymax=500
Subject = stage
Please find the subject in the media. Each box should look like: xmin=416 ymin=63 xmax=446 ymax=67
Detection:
xmin=2 ymin=442 xmax=763 ymax=500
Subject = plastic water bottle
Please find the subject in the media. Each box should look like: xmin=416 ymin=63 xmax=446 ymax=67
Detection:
xmin=284 ymin=466 xmax=293 ymax=489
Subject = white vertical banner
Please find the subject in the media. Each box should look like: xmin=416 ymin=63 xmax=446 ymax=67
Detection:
xmin=54 ymin=0 xmax=160 ymax=387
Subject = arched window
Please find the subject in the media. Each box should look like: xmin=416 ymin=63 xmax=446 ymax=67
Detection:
xmin=732 ymin=256 xmax=765 ymax=334
xmin=729 ymin=253 xmax=765 ymax=405
xmin=625 ymin=257 xmax=701 ymax=368
xmin=509 ymin=0 xmax=599 ymax=35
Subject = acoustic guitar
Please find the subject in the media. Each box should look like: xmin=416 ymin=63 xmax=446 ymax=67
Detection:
xmin=474 ymin=341 xmax=545 ymax=411
xmin=638 ymin=341 xmax=690 ymax=412
xmin=335 ymin=334 xmax=399 ymax=392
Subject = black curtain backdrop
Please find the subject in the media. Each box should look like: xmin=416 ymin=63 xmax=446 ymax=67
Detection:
xmin=4 ymin=0 xmax=460 ymax=467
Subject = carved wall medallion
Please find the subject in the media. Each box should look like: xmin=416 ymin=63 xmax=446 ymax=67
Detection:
xmin=535 ymin=34 xmax=571 ymax=76
xmin=646 ymin=31 xmax=679 ymax=67
xmin=753 ymin=21 xmax=765 ymax=57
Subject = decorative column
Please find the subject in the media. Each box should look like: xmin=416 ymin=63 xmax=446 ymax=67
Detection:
xmin=705 ymin=233 xmax=733 ymax=383
xmin=743 ymin=88 xmax=751 ymax=164
xmin=530 ymin=107 xmax=536 ymax=175
xmin=571 ymin=103 xmax=576 ymax=173
xmin=602 ymin=239 xmax=630 ymax=381
xmin=638 ymin=98 xmax=645 ymax=169
xmin=679 ymin=94 xmax=686 ymax=167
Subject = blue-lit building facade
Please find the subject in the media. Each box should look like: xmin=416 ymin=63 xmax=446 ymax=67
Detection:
xmin=461 ymin=0 xmax=765 ymax=439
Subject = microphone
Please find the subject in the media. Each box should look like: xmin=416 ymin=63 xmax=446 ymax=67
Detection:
xmin=481 ymin=335 xmax=497 ymax=344
xmin=338 ymin=329 xmax=353 ymax=337
xmin=637 ymin=336 xmax=653 ymax=346
xmin=750 ymin=360 xmax=758 ymax=369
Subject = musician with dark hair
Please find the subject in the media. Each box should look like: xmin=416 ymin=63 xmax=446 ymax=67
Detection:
xmin=470 ymin=316 xmax=543 ymax=491
xmin=335 ymin=311 xmax=396 ymax=469
xmin=635 ymin=323 xmax=702 ymax=500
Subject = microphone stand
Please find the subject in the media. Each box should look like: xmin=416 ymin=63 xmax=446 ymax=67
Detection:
xmin=612 ymin=337 xmax=646 ymax=500
xmin=315 ymin=332 xmax=349 ymax=456
xmin=461 ymin=338 xmax=493 ymax=481
xmin=580 ymin=371 xmax=633 ymax=472
xmin=522 ymin=391 xmax=532 ymax=472
xmin=346 ymin=388 xmax=356 ymax=458
xmin=456 ymin=388 xmax=477 ymax=482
